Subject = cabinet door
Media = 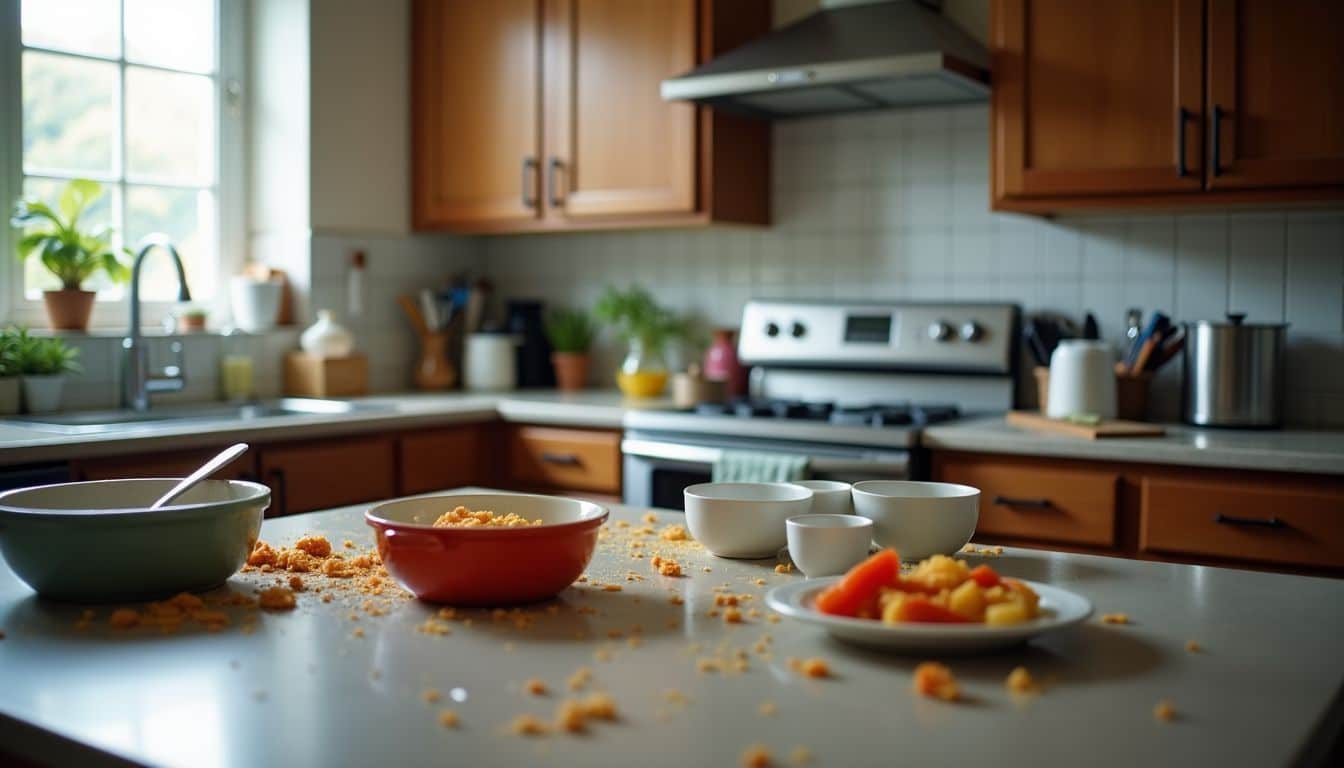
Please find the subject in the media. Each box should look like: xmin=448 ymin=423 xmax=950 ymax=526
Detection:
xmin=73 ymin=448 xmax=258 ymax=483
xmin=1206 ymin=0 xmax=1344 ymax=190
xmin=399 ymin=425 xmax=484 ymax=496
xmin=412 ymin=0 xmax=543 ymax=228
xmin=259 ymin=437 xmax=395 ymax=517
xmin=544 ymin=0 xmax=697 ymax=218
xmin=992 ymin=0 xmax=1204 ymax=201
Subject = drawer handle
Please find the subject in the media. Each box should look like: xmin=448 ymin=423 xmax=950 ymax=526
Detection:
xmin=1213 ymin=513 xmax=1283 ymax=529
xmin=993 ymin=495 xmax=1053 ymax=510
xmin=540 ymin=451 xmax=581 ymax=466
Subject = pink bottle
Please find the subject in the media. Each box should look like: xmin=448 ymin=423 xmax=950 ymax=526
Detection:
xmin=704 ymin=328 xmax=748 ymax=399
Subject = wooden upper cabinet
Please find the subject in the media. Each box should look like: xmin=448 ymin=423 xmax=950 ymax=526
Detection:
xmin=545 ymin=0 xmax=697 ymax=219
xmin=412 ymin=0 xmax=543 ymax=229
xmin=992 ymin=0 xmax=1204 ymax=202
xmin=1206 ymin=0 xmax=1344 ymax=190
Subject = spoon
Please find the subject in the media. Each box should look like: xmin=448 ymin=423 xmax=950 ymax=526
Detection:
xmin=150 ymin=443 xmax=250 ymax=509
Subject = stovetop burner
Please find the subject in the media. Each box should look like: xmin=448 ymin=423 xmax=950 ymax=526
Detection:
xmin=689 ymin=399 xmax=959 ymax=429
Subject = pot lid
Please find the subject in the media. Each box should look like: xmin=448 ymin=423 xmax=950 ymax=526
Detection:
xmin=1185 ymin=312 xmax=1289 ymax=330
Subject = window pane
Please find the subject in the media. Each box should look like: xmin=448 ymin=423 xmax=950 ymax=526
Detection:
xmin=124 ymin=0 xmax=215 ymax=73
xmin=20 ymin=177 xmax=124 ymax=299
xmin=22 ymin=51 xmax=118 ymax=176
xmin=21 ymin=0 xmax=120 ymax=58
xmin=126 ymin=186 xmax=216 ymax=301
xmin=126 ymin=67 xmax=214 ymax=185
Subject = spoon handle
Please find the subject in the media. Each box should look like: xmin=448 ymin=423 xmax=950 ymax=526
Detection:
xmin=150 ymin=443 xmax=250 ymax=509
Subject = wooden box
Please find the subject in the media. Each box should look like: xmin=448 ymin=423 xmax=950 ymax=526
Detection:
xmin=284 ymin=352 xmax=368 ymax=398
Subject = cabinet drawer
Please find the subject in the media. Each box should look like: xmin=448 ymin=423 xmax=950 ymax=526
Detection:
xmin=1140 ymin=479 xmax=1344 ymax=568
xmin=936 ymin=457 xmax=1117 ymax=547
xmin=508 ymin=426 xmax=621 ymax=494
xmin=399 ymin=425 xmax=483 ymax=495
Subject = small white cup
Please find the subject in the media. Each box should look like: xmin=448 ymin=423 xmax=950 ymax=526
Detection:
xmin=786 ymin=514 xmax=874 ymax=578
xmin=793 ymin=480 xmax=853 ymax=516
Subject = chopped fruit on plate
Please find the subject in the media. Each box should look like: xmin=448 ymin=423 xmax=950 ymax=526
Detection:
xmin=815 ymin=549 xmax=1041 ymax=626
xmin=913 ymin=661 xmax=960 ymax=701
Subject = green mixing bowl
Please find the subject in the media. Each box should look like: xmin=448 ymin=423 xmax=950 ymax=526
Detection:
xmin=0 ymin=478 xmax=270 ymax=602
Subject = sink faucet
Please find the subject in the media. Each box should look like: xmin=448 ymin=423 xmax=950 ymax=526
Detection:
xmin=122 ymin=235 xmax=192 ymax=411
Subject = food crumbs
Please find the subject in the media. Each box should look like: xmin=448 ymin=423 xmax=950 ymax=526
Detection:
xmin=109 ymin=609 xmax=141 ymax=629
xmin=758 ymin=701 xmax=778 ymax=717
xmin=351 ymin=627 xmax=365 ymax=638
xmin=703 ymin=566 xmax=712 ymax=573
xmin=567 ymin=666 xmax=593 ymax=691
xmin=754 ymin=578 xmax=767 ymax=586
xmin=774 ymin=563 xmax=792 ymax=574
xmin=288 ymin=575 xmax=305 ymax=591
xmin=651 ymin=555 xmax=683 ymax=577
xmin=660 ymin=524 xmax=688 ymax=541
xmin=602 ymin=584 xmax=623 ymax=592
xmin=438 ymin=709 xmax=459 ymax=728
xmin=294 ymin=535 xmax=332 ymax=558
xmin=258 ymin=586 xmax=296 ymax=611
xmin=1154 ymin=699 xmax=1178 ymax=722
xmin=1185 ymin=640 xmax=1202 ymax=653
xmin=1006 ymin=666 xmax=1037 ymax=693
xmin=555 ymin=699 xmax=587 ymax=733
xmin=1101 ymin=613 xmax=1130 ymax=625
xmin=800 ymin=658 xmax=829 ymax=678
xmin=423 ymin=689 xmax=441 ymax=703
xmin=913 ymin=661 xmax=959 ymax=701
xmin=741 ymin=744 xmax=773 ymax=768
xmin=696 ymin=658 xmax=721 ymax=674
xmin=789 ymin=746 xmax=814 ymax=765
xmin=508 ymin=714 xmax=550 ymax=736
xmin=642 ymin=512 xmax=658 ymax=524
xmin=767 ymin=614 xmax=781 ymax=624
xmin=581 ymin=692 xmax=617 ymax=720
xmin=434 ymin=506 xmax=541 ymax=528
xmin=668 ymin=594 xmax=685 ymax=606
xmin=723 ymin=607 xmax=744 ymax=624
xmin=525 ymin=678 xmax=548 ymax=696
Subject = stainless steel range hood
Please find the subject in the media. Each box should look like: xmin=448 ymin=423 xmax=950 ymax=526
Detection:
xmin=661 ymin=0 xmax=989 ymax=119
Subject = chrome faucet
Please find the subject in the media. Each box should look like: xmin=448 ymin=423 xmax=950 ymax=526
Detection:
xmin=122 ymin=235 xmax=192 ymax=411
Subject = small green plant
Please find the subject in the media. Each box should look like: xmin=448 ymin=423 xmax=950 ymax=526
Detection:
xmin=0 ymin=327 xmax=22 ymax=377
xmin=10 ymin=178 xmax=130 ymax=290
xmin=14 ymin=330 xmax=81 ymax=376
xmin=593 ymin=285 xmax=689 ymax=352
xmin=544 ymin=308 xmax=596 ymax=353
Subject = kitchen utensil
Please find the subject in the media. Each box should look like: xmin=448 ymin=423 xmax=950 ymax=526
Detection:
xmin=1032 ymin=366 xmax=1050 ymax=412
xmin=1047 ymin=340 xmax=1117 ymax=419
xmin=1082 ymin=312 xmax=1100 ymax=340
xmin=419 ymin=289 xmax=441 ymax=331
xmin=463 ymin=331 xmax=517 ymax=391
xmin=365 ymin=492 xmax=607 ymax=605
xmin=1123 ymin=312 xmax=1170 ymax=372
xmin=507 ymin=300 xmax=556 ymax=388
xmin=1149 ymin=329 xmax=1186 ymax=371
xmin=850 ymin=481 xmax=979 ymax=560
xmin=765 ymin=576 xmax=1093 ymax=652
xmin=793 ymin=480 xmax=853 ymax=515
xmin=151 ymin=443 xmax=250 ymax=510
xmin=786 ymin=514 xmax=873 ymax=578
xmin=1182 ymin=313 xmax=1287 ymax=428
xmin=398 ymin=294 xmax=429 ymax=336
xmin=1023 ymin=320 xmax=1051 ymax=367
xmin=0 ymin=478 xmax=269 ymax=602
xmin=1124 ymin=307 xmax=1143 ymax=355
xmin=1006 ymin=409 xmax=1165 ymax=438
xmin=683 ymin=482 xmax=814 ymax=558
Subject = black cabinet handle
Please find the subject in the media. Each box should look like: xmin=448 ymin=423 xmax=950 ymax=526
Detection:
xmin=540 ymin=452 xmax=581 ymax=466
xmin=1214 ymin=513 xmax=1282 ymax=528
xmin=993 ymin=495 xmax=1053 ymax=510
xmin=1211 ymin=104 xmax=1225 ymax=177
xmin=267 ymin=468 xmax=287 ymax=518
xmin=521 ymin=157 xmax=539 ymax=209
xmin=547 ymin=157 xmax=564 ymax=208
xmin=1175 ymin=107 xmax=1192 ymax=177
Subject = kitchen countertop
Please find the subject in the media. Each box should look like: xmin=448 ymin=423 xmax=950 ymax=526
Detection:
xmin=2 ymin=495 xmax=1342 ymax=767
xmin=0 ymin=391 xmax=676 ymax=467
xmin=923 ymin=415 xmax=1344 ymax=476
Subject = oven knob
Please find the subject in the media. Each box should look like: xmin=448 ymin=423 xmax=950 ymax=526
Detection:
xmin=790 ymin=321 xmax=807 ymax=339
xmin=927 ymin=321 xmax=952 ymax=342
xmin=959 ymin=321 xmax=983 ymax=342
xmin=765 ymin=322 xmax=781 ymax=338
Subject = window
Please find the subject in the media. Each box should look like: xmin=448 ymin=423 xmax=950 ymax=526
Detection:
xmin=2 ymin=0 xmax=242 ymax=324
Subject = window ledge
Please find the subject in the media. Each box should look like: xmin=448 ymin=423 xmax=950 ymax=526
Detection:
xmin=27 ymin=326 xmax=303 ymax=340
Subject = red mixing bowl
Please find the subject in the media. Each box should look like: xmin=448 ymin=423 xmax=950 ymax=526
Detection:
xmin=365 ymin=492 xmax=608 ymax=605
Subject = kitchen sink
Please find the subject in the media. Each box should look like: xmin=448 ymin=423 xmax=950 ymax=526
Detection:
xmin=3 ymin=398 xmax=396 ymax=435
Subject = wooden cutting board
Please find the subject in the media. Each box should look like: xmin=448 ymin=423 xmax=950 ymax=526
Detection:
xmin=1006 ymin=410 xmax=1166 ymax=439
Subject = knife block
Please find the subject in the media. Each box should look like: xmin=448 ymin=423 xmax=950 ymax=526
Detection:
xmin=1115 ymin=371 xmax=1153 ymax=421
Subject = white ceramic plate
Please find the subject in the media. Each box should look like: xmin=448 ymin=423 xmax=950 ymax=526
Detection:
xmin=765 ymin=576 xmax=1093 ymax=653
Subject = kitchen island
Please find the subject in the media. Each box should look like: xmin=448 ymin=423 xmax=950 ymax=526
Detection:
xmin=1 ymin=495 xmax=1342 ymax=767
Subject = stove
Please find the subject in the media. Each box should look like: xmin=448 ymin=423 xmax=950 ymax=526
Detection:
xmin=622 ymin=300 xmax=1019 ymax=509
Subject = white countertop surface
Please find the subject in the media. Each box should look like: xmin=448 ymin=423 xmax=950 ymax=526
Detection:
xmin=923 ymin=415 xmax=1344 ymax=476
xmin=0 ymin=391 xmax=676 ymax=466
xmin=1 ymin=496 xmax=1342 ymax=767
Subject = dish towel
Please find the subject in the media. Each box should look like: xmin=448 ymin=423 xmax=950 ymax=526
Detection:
xmin=712 ymin=451 xmax=810 ymax=483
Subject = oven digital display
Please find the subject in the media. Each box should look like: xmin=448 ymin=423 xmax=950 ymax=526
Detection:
xmin=844 ymin=314 xmax=893 ymax=343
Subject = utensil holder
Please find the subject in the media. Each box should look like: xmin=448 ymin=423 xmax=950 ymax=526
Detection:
xmin=415 ymin=331 xmax=456 ymax=390
xmin=1115 ymin=370 xmax=1152 ymax=421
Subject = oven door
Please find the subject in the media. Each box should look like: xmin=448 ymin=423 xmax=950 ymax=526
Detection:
xmin=620 ymin=434 xmax=910 ymax=510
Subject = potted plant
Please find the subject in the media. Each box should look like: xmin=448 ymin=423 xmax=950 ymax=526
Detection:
xmin=594 ymin=285 xmax=689 ymax=398
xmin=0 ymin=327 xmax=21 ymax=415
xmin=544 ymin=308 xmax=596 ymax=392
xmin=10 ymin=178 xmax=130 ymax=330
xmin=17 ymin=331 xmax=80 ymax=414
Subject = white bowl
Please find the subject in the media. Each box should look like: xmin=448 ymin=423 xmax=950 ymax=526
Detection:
xmin=793 ymin=480 xmax=853 ymax=515
xmin=786 ymin=514 xmax=872 ymax=578
xmin=683 ymin=482 xmax=813 ymax=559
xmin=851 ymin=481 xmax=979 ymax=560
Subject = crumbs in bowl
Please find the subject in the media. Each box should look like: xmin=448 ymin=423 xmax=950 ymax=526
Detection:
xmin=432 ymin=506 xmax=542 ymax=528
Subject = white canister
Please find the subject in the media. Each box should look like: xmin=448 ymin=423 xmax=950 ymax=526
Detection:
xmin=1047 ymin=340 xmax=1116 ymax=420
xmin=21 ymin=374 xmax=65 ymax=414
xmin=463 ymin=333 xmax=517 ymax=391
xmin=229 ymin=276 xmax=282 ymax=332
xmin=300 ymin=310 xmax=355 ymax=357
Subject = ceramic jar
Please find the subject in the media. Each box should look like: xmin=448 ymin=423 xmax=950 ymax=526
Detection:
xmin=1047 ymin=340 xmax=1116 ymax=420
xmin=704 ymin=329 xmax=747 ymax=398
xmin=300 ymin=310 xmax=355 ymax=357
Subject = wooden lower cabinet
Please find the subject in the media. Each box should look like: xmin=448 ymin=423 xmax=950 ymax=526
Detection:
xmin=504 ymin=425 xmax=622 ymax=497
xmin=932 ymin=450 xmax=1344 ymax=575
xmin=399 ymin=425 xmax=485 ymax=496
xmin=258 ymin=436 xmax=397 ymax=517
xmin=71 ymin=448 xmax=259 ymax=483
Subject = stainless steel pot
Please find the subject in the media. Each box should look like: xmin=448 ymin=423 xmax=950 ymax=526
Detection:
xmin=1182 ymin=313 xmax=1287 ymax=428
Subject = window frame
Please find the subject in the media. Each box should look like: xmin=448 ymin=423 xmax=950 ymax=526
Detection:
xmin=0 ymin=0 xmax=245 ymax=330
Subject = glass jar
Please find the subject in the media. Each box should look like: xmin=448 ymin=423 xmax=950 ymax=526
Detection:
xmin=219 ymin=330 xmax=255 ymax=402
xmin=615 ymin=338 xmax=669 ymax=398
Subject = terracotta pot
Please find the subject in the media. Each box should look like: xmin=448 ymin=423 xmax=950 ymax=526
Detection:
xmin=42 ymin=290 xmax=96 ymax=331
xmin=551 ymin=351 xmax=590 ymax=392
